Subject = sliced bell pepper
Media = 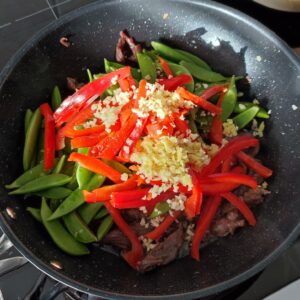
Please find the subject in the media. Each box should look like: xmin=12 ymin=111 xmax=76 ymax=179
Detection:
xmin=118 ymin=78 xmax=131 ymax=92
xmin=209 ymin=93 xmax=224 ymax=145
xmin=68 ymin=152 xmax=122 ymax=183
xmin=134 ymin=79 xmax=147 ymax=107
xmin=146 ymin=117 xmax=174 ymax=138
xmin=159 ymin=74 xmax=192 ymax=91
xmin=145 ymin=210 xmax=181 ymax=240
xmin=191 ymin=195 xmax=222 ymax=260
xmin=237 ymin=151 xmax=273 ymax=178
xmin=221 ymin=192 xmax=256 ymax=226
xmin=84 ymin=175 xmax=138 ymax=203
xmin=173 ymin=116 xmax=190 ymax=137
xmin=201 ymin=135 xmax=259 ymax=176
xmin=64 ymin=125 xmax=105 ymax=138
xmin=40 ymin=103 xmax=56 ymax=171
xmin=221 ymin=156 xmax=234 ymax=173
xmin=201 ymin=182 xmax=239 ymax=195
xmin=200 ymin=85 xmax=225 ymax=100
xmin=71 ymin=133 xmax=106 ymax=148
xmin=158 ymin=56 xmax=173 ymax=78
xmin=54 ymin=67 xmax=131 ymax=127
xmin=177 ymin=87 xmax=222 ymax=114
xmin=105 ymin=202 xmax=143 ymax=269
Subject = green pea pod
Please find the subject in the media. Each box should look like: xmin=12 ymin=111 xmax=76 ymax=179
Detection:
xmin=222 ymin=76 xmax=237 ymax=121
xmin=78 ymin=203 xmax=103 ymax=224
xmin=41 ymin=198 xmax=89 ymax=255
xmin=49 ymin=199 xmax=62 ymax=211
xmin=137 ymin=53 xmax=157 ymax=83
xmin=49 ymin=174 xmax=105 ymax=220
xmin=142 ymin=49 xmax=159 ymax=62
xmin=67 ymin=164 xmax=79 ymax=190
xmin=35 ymin=187 xmax=72 ymax=199
xmin=9 ymin=174 xmax=71 ymax=195
xmin=104 ymin=59 xmax=141 ymax=81
xmin=5 ymin=162 xmax=45 ymax=189
xmin=104 ymin=159 xmax=131 ymax=174
xmin=94 ymin=207 xmax=108 ymax=220
xmin=76 ymin=148 xmax=93 ymax=189
xmin=63 ymin=211 xmax=97 ymax=243
xmin=188 ymin=114 xmax=198 ymax=133
xmin=37 ymin=127 xmax=45 ymax=163
xmin=233 ymin=106 xmax=260 ymax=129
xmin=53 ymin=155 xmax=66 ymax=174
xmin=234 ymin=102 xmax=270 ymax=119
xmin=23 ymin=108 xmax=42 ymax=171
xmin=87 ymin=69 xmax=93 ymax=83
xmin=150 ymin=202 xmax=170 ymax=218
xmin=51 ymin=86 xmax=62 ymax=111
xmin=176 ymin=49 xmax=211 ymax=70
xmin=168 ymin=62 xmax=194 ymax=92
xmin=97 ymin=215 xmax=113 ymax=241
xmin=179 ymin=61 xmax=226 ymax=83
xmin=26 ymin=207 xmax=42 ymax=222
xmin=24 ymin=109 xmax=33 ymax=133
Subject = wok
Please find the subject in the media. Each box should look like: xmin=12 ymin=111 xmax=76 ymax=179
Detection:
xmin=0 ymin=0 xmax=300 ymax=298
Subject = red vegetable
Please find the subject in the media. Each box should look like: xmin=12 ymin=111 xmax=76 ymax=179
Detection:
xmin=158 ymin=56 xmax=173 ymax=78
xmin=145 ymin=211 xmax=181 ymax=240
xmin=54 ymin=67 xmax=131 ymax=127
xmin=237 ymin=151 xmax=273 ymax=178
xmin=173 ymin=117 xmax=190 ymax=137
xmin=221 ymin=192 xmax=256 ymax=226
xmin=159 ymin=74 xmax=192 ymax=91
xmin=39 ymin=103 xmax=56 ymax=171
xmin=191 ymin=195 xmax=222 ymax=260
xmin=68 ymin=152 xmax=122 ymax=183
xmin=63 ymin=125 xmax=105 ymax=138
xmin=70 ymin=133 xmax=106 ymax=148
xmin=118 ymin=78 xmax=131 ymax=92
xmin=185 ymin=173 xmax=203 ymax=219
xmin=105 ymin=202 xmax=143 ymax=269
xmin=201 ymin=182 xmax=239 ymax=195
xmin=200 ymin=85 xmax=226 ymax=100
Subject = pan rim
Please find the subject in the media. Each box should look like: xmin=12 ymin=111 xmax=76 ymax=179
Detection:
xmin=0 ymin=0 xmax=300 ymax=298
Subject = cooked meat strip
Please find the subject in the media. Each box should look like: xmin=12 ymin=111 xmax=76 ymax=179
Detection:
xmin=121 ymin=209 xmax=144 ymax=223
xmin=115 ymin=30 xmax=142 ymax=64
xmin=59 ymin=37 xmax=71 ymax=48
xmin=138 ymin=225 xmax=184 ymax=273
xmin=66 ymin=77 xmax=85 ymax=91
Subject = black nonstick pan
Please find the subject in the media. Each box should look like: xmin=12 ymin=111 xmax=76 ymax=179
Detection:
xmin=0 ymin=0 xmax=300 ymax=299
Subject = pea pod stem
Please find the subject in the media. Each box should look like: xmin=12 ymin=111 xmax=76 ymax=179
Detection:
xmin=24 ymin=109 xmax=33 ymax=133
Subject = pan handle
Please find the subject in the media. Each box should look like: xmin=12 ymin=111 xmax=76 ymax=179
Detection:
xmin=0 ymin=233 xmax=13 ymax=256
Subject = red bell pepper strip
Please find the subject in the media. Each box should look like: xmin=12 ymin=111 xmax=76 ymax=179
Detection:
xmin=221 ymin=192 xmax=256 ymax=226
xmin=39 ymin=103 xmax=56 ymax=171
xmin=185 ymin=173 xmax=203 ymax=219
xmin=118 ymin=78 xmax=131 ymax=92
xmin=159 ymin=74 xmax=192 ymax=92
xmin=105 ymin=202 xmax=144 ymax=269
xmin=134 ymin=79 xmax=147 ymax=107
xmin=177 ymin=87 xmax=222 ymax=114
xmin=174 ymin=117 xmax=190 ymax=137
xmin=200 ymin=85 xmax=226 ymax=100
xmin=68 ymin=152 xmax=122 ymax=183
xmin=146 ymin=117 xmax=174 ymax=138
xmin=237 ymin=151 xmax=273 ymax=178
xmin=191 ymin=195 xmax=222 ymax=260
xmin=64 ymin=125 xmax=105 ymax=138
xmin=158 ymin=56 xmax=173 ymax=78
xmin=111 ymin=189 xmax=175 ymax=209
xmin=201 ymin=182 xmax=239 ymax=195
xmin=198 ymin=173 xmax=257 ymax=189
xmin=221 ymin=156 xmax=233 ymax=173
xmin=145 ymin=211 xmax=181 ymax=240
xmin=54 ymin=67 xmax=131 ymax=127
xmin=84 ymin=175 xmax=138 ymax=203
xmin=201 ymin=135 xmax=259 ymax=176
xmin=209 ymin=93 xmax=224 ymax=145
xmin=70 ymin=133 xmax=106 ymax=148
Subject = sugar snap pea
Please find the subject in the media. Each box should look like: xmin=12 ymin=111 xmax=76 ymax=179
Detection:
xmin=176 ymin=49 xmax=211 ymax=70
xmin=76 ymin=148 xmax=93 ymax=189
xmin=24 ymin=109 xmax=33 ymax=133
xmin=53 ymin=155 xmax=66 ymax=174
xmin=63 ymin=211 xmax=97 ymax=243
xmin=41 ymin=198 xmax=89 ymax=255
xmin=37 ymin=128 xmax=45 ymax=163
xmin=5 ymin=162 xmax=45 ymax=189
xmin=67 ymin=164 xmax=79 ymax=190
xmin=94 ymin=207 xmax=108 ymax=220
xmin=26 ymin=207 xmax=42 ymax=222
xmin=150 ymin=202 xmax=170 ymax=218
xmin=78 ymin=203 xmax=103 ymax=224
xmin=87 ymin=69 xmax=93 ymax=83
xmin=188 ymin=114 xmax=198 ymax=134
xmin=233 ymin=106 xmax=260 ymax=129
xmin=222 ymin=76 xmax=237 ymax=121
xmin=180 ymin=60 xmax=226 ymax=82
xmin=104 ymin=59 xmax=141 ymax=81
xmin=9 ymin=174 xmax=71 ymax=195
xmin=137 ymin=53 xmax=157 ymax=83
xmin=234 ymin=102 xmax=270 ymax=119
xmin=23 ymin=108 xmax=42 ymax=171
xmin=35 ymin=187 xmax=72 ymax=199
xmin=168 ymin=62 xmax=194 ymax=92
xmin=51 ymin=86 xmax=62 ymax=111
xmin=97 ymin=215 xmax=113 ymax=241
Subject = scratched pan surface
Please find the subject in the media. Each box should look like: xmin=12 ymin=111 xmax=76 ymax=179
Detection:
xmin=0 ymin=0 xmax=300 ymax=299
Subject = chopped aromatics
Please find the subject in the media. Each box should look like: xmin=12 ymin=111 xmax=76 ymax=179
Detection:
xmin=223 ymin=119 xmax=238 ymax=137
xmin=166 ymin=194 xmax=187 ymax=211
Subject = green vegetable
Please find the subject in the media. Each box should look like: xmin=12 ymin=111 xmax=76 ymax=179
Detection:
xmin=63 ymin=211 xmax=97 ymax=243
xmin=137 ymin=53 xmax=157 ymax=83
xmin=104 ymin=159 xmax=131 ymax=174
xmin=76 ymin=148 xmax=93 ymax=189
xmin=23 ymin=108 xmax=42 ymax=170
xmin=51 ymin=86 xmax=62 ymax=111
xmin=24 ymin=109 xmax=33 ymax=133
xmin=97 ymin=215 xmax=113 ymax=241
xmin=53 ymin=155 xmax=66 ymax=174
xmin=176 ymin=49 xmax=211 ymax=70
xmin=222 ymin=76 xmax=237 ymax=121
xmin=104 ymin=59 xmax=141 ymax=81
xmin=84 ymin=173 xmax=106 ymax=190
xmin=77 ymin=203 xmax=103 ymax=224
xmin=26 ymin=207 xmax=42 ymax=222
xmin=9 ymin=174 xmax=71 ymax=195
xmin=35 ymin=187 xmax=72 ymax=199
xmin=67 ymin=164 xmax=79 ymax=190
xmin=41 ymin=198 xmax=89 ymax=255
xmin=150 ymin=202 xmax=170 ymax=218
xmin=234 ymin=102 xmax=270 ymax=119
xmin=36 ymin=127 xmax=45 ymax=163
xmin=179 ymin=60 xmax=226 ymax=83
xmin=188 ymin=114 xmax=198 ymax=133
xmin=233 ymin=106 xmax=260 ymax=129
xmin=94 ymin=207 xmax=108 ymax=220
xmin=5 ymin=162 xmax=45 ymax=189
xmin=87 ymin=69 xmax=93 ymax=83
xmin=168 ymin=62 xmax=194 ymax=92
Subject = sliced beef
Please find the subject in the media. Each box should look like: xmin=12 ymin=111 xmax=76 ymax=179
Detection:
xmin=115 ymin=30 xmax=142 ymax=64
xmin=66 ymin=77 xmax=85 ymax=91
xmin=138 ymin=225 xmax=184 ymax=273
xmin=121 ymin=209 xmax=144 ymax=223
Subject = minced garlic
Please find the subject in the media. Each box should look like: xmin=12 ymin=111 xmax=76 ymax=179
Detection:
xmin=223 ymin=119 xmax=238 ymax=137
